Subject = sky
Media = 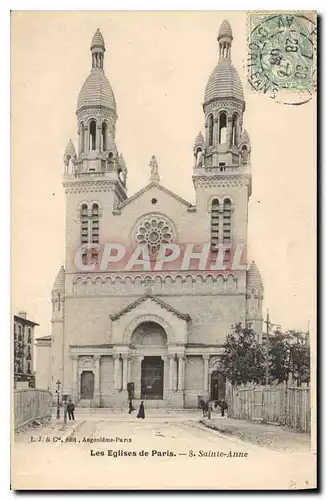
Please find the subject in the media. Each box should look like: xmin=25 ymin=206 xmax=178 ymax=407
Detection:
xmin=11 ymin=11 xmax=316 ymax=338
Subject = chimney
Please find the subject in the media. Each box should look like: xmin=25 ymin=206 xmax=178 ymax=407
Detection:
xmin=17 ymin=311 xmax=27 ymax=319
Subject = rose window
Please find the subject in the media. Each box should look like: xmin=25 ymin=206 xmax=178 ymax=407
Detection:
xmin=133 ymin=214 xmax=175 ymax=256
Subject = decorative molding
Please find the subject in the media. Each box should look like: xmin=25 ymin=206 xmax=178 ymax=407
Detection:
xmin=123 ymin=314 xmax=176 ymax=345
xmin=114 ymin=182 xmax=192 ymax=213
xmin=63 ymin=180 xmax=116 ymax=195
xmin=110 ymin=292 xmax=191 ymax=322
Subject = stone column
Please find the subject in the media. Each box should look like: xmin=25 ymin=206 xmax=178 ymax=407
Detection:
xmin=203 ymin=354 xmax=210 ymax=392
xmin=227 ymin=116 xmax=233 ymax=148
xmin=161 ymin=355 xmax=168 ymax=399
xmin=168 ymin=354 xmax=175 ymax=392
xmin=122 ymin=354 xmax=128 ymax=391
xmin=127 ymin=356 xmax=132 ymax=383
xmin=134 ymin=356 xmax=144 ymax=399
xmin=97 ymin=124 xmax=102 ymax=152
xmin=177 ymin=355 xmax=185 ymax=391
xmin=93 ymin=355 xmax=101 ymax=406
xmin=113 ymin=353 xmax=121 ymax=391
xmin=71 ymin=355 xmax=78 ymax=402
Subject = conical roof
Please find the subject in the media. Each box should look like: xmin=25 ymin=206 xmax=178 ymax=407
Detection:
xmin=218 ymin=20 xmax=233 ymax=40
xmin=77 ymin=70 xmax=116 ymax=112
xmin=77 ymin=30 xmax=116 ymax=113
xmin=247 ymin=261 xmax=263 ymax=290
xmin=53 ymin=266 xmax=65 ymax=293
xmin=65 ymin=139 xmax=76 ymax=157
xmin=204 ymin=60 xmax=244 ymax=104
xmin=241 ymin=129 xmax=250 ymax=144
xmin=91 ymin=29 xmax=105 ymax=50
xmin=119 ymin=153 xmax=126 ymax=168
xmin=194 ymin=132 xmax=205 ymax=147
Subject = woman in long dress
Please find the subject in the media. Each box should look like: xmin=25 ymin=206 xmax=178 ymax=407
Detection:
xmin=137 ymin=401 xmax=145 ymax=419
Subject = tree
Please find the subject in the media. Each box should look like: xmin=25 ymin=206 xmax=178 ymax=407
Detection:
xmin=221 ymin=322 xmax=265 ymax=385
xmin=287 ymin=330 xmax=310 ymax=385
xmin=267 ymin=329 xmax=310 ymax=385
xmin=267 ymin=329 xmax=290 ymax=383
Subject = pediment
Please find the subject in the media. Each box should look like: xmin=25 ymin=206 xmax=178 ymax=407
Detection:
xmin=110 ymin=293 xmax=191 ymax=322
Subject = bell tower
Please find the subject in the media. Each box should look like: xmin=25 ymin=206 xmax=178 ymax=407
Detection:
xmin=193 ymin=20 xmax=252 ymax=250
xmin=62 ymin=29 xmax=128 ymax=273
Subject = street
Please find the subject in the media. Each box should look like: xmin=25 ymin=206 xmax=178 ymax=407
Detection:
xmin=12 ymin=411 xmax=316 ymax=490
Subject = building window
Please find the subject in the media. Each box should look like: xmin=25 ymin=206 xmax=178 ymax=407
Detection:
xmin=27 ymin=362 xmax=31 ymax=374
xmin=223 ymin=198 xmax=232 ymax=243
xmin=89 ymin=120 xmax=96 ymax=151
xmin=80 ymin=204 xmax=89 ymax=244
xmin=18 ymin=324 xmax=22 ymax=341
xmin=219 ymin=112 xmax=227 ymax=144
xmin=14 ymin=323 xmax=17 ymax=340
xmin=91 ymin=203 xmax=99 ymax=244
xmin=27 ymin=328 xmax=32 ymax=343
xmin=208 ymin=115 xmax=214 ymax=147
xmin=102 ymin=122 xmax=107 ymax=151
xmin=211 ymin=199 xmax=220 ymax=254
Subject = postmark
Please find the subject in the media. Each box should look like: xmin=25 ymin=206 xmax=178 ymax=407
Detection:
xmin=247 ymin=12 xmax=317 ymax=105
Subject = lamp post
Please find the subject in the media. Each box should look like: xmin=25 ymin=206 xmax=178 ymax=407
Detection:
xmin=55 ymin=380 xmax=61 ymax=419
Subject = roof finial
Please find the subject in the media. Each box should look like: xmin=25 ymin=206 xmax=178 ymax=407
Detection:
xmin=217 ymin=20 xmax=233 ymax=60
xmin=90 ymin=29 xmax=105 ymax=69
xmin=150 ymin=155 xmax=160 ymax=183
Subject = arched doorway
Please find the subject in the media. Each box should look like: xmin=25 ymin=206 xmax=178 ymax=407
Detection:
xmin=81 ymin=371 xmax=94 ymax=399
xmin=210 ymin=371 xmax=226 ymax=401
xmin=131 ymin=321 xmax=167 ymax=400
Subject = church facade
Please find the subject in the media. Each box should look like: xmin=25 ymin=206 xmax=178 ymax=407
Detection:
xmin=46 ymin=21 xmax=264 ymax=408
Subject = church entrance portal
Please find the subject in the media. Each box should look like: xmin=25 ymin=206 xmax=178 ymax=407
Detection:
xmin=80 ymin=370 xmax=94 ymax=399
xmin=210 ymin=371 xmax=226 ymax=401
xmin=141 ymin=357 xmax=164 ymax=399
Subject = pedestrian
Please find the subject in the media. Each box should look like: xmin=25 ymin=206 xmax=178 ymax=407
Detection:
xmin=219 ymin=399 xmax=228 ymax=417
xmin=67 ymin=399 xmax=75 ymax=421
xmin=136 ymin=401 xmax=145 ymax=419
xmin=128 ymin=399 xmax=134 ymax=414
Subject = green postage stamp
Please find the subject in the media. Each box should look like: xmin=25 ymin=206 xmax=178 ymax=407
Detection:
xmin=247 ymin=12 xmax=317 ymax=103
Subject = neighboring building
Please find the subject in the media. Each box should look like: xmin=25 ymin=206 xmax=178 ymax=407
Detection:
xmin=35 ymin=335 xmax=52 ymax=391
xmin=14 ymin=312 xmax=38 ymax=388
xmin=47 ymin=21 xmax=264 ymax=408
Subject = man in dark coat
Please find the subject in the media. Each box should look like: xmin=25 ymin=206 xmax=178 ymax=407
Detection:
xmin=67 ymin=399 xmax=75 ymax=421
xmin=219 ymin=399 xmax=228 ymax=417
xmin=137 ymin=401 xmax=145 ymax=419
xmin=129 ymin=400 xmax=134 ymax=414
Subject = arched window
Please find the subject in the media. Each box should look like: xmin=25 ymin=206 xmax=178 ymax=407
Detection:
xmin=89 ymin=120 xmax=96 ymax=151
xmin=223 ymin=198 xmax=232 ymax=244
xmin=80 ymin=122 xmax=85 ymax=153
xmin=208 ymin=115 xmax=214 ymax=147
xmin=91 ymin=203 xmax=99 ymax=245
xmin=102 ymin=122 xmax=107 ymax=151
xmin=211 ymin=199 xmax=220 ymax=254
xmin=219 ymin=112 xmax=227 ymax=144
xmin=232 ymin=114 xmax=238 ymax=146
xmin=80 ymin=204 xmax=89 ymax=244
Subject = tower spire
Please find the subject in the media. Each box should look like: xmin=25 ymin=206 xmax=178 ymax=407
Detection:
xmin=217 ymin=20 xmax=233 ymax=60
xmin=91 ymin=28 xmax=105 ymax=69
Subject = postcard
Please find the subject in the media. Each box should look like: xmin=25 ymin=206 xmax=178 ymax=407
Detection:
xmin=11 ymin=10 xmax=317 ymax=490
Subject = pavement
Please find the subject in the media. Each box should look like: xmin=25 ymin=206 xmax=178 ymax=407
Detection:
xmin=200 ymin=415 xmax=312 ymax=453
xmin=12 ymin=409 xmax=316 ymax=490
